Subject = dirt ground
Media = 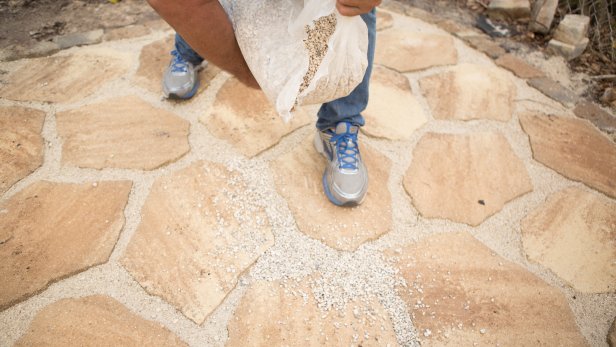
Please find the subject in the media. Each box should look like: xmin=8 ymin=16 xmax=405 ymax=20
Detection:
xmin=0 ymin=0 xmax=156 ymax=50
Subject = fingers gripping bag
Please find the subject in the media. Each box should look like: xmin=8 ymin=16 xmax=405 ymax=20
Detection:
xmin=219 ymin=0 xmax=369 ymax=122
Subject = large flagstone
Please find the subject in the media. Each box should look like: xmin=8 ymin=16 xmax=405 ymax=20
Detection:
xmin=386 ymin=232 xmax=587 ymax=346
xmin=122 ymin=161 xmax=274 ymax=324
xmin=0 ymin=106 xmax=45 ymax=195
xmin=520 ymin=113 xmax=616 ymax=198
xmin=375 ymin=28 xmax=458 ymax=72
xmin=15 ymin=296 xmax=186 ymax=347
xmin=56 ymin=95 xmax=190 ymax=170
xmin=271 ymin=135 xmax=392 ymax=251
xmin=419 ymin=64 xmax=516 ymax=121
xmin=0 ymin=181 xmax=132 ymax=310
xmin=362 ymin=66 xmax=427 ymax=140
xmin=521 ymin=187 xmax=616 ymax=293
xmin=227 ymin=279 xmax=398 ymax=346
xmin=404 ymin=132 xmax=532 ymax=226
xmin=200 ymin=77 xmax=312 ymax=157
xmin=0 ymin=54 xmax=127 ymax=103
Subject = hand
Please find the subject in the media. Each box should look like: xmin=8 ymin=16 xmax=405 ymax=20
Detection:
xmin=336 ymin=0 xmax=381 ymax=16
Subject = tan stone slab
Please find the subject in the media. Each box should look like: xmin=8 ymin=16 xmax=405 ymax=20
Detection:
xmin=521 ymin=187 xmax=616 ymax=293
xmin=0 ymin=54 xmax=127 ymax=103
xmin=461 ymin=35 xmax=506 ymax=59
xmin=435 ymin=19 xmax=477 ymax=35
xmin=227 ymin=279 xmax=398 ymax=346
xmin=15 ymin=295 xmax=187 ymax=347
xmin=495 ymin=54 xmax=545 ymax=79
xmin=56 ymin=95 xmax=190 ymax=170
xmin=200 ymin=77 xmax=312 ymax=157
xmin=404 ymin=132 xmax=532 ymax=226
xmin=134 ymin=35 xmax=220 ymax=96
xmin=529 ymin=0 xmax=558 ymax=34
xmin=520 ymin=113 xmax=616 ymax=198
xmin=419 ymin=64 xmax=516 ymax=121
xmin=375 ymin=28 xmax=458 ymax=72
xmin=0 ymin=181 xmax=132 ymax=310
xmin=0 ymin=106 xmax=45 ymax=195
xmin=362 ymin=66 xmax=427 ymax=140
xmin=376 ymin=10 xmax=394 ymax=31
xmin=271 ymin=135 xmax=392 ymax=251
xmin=488 ymin=0 xmax=531 ymax=21
xmin=573 ymin=101 xmax=616 ymax=134
xmin=122 ymin=161 xmax=274 ymax=324
xmin=103 ymin=24 xmax=151 ymax=41
xmin=386 ymin=232 xmax=588 ymax=346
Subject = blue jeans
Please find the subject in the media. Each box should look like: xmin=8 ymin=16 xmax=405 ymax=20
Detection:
xmin=175 ymin=9 xmax=376 ymax=130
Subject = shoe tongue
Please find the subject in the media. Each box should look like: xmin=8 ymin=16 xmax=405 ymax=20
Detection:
xmin=335 ymin=122 xmax=359 ymax=135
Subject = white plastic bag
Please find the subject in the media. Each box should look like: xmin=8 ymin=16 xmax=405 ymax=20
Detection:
xmin=220 ymin=0 xmax=369 ymax=121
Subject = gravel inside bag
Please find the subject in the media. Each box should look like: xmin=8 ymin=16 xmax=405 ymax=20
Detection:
xmin=298 ymin=13 xmax=337 ymax=95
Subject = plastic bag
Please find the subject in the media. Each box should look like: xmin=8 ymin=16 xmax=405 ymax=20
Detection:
xmin=220 ymin=0 xmax=369 ymax=121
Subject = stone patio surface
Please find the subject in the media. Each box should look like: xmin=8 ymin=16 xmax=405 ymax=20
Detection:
xmin=1 ymin=4 xmax=615 ymax=347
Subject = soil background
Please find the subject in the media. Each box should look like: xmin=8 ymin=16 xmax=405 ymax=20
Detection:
xmin=0 ymin=0 xmax=156 ymax=50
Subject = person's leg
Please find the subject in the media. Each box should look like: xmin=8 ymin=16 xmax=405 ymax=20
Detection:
xmin=316 ymin=8 xmax=376 ymax=130
xmin=174 ymin=33 xmax=204 ymax=65
xmin=314 ymin=9 xmax=376 ymax=207
xmin=163 ymin=33 xmax=204 ymax=99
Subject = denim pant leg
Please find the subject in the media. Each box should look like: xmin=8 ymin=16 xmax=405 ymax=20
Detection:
xmin=175 ymin=33 xmax=205 ymax=66
xmin=316 ymin=9 xmax=377 ymax=131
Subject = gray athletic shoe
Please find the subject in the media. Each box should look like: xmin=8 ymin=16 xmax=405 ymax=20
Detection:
xmin=314 ymin=121 xmax=368 ymax=207
xmin=163 ymin=50 xmax=200 ymax=99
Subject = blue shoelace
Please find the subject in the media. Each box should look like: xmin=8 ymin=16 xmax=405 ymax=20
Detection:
xmin=330 ymin=130 xmax=359 ymax=170
xmin=170 ymin=50 xmax=189 ymax=73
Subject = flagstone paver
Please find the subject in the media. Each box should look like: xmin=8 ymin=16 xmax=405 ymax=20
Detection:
xmin=56 ymin=95 xmax=190 ymax=170
xmin=520 ymin=113 xmax=616 ymax=198
xmin=494 ymin=54 xmax=545 ymax=79
xmin=122 ymin=161 xmax=274 ymax=325
xmin=103 ymin=24 xmax=151 ymax=42
xmin=386 ymin=232 xmax=587 ymax=346
xmin=375 ymin=28 xmax=458 ymax=72
xmin=200 ymin=77 xmax=312 ymax=157
xmin=573 ymin=101 xmax=616 ymax=135
xmin=362 ymin=66 xmax=427 ymax=140
xmin=15 ymin=295 xmax=187 ymax=347
xmin=419 ymin=64 xmax=516 ymax=122
xmin=271 ymin=135 xmax=392 ymax=251
xmin=527 ymin=77 xmax=577 ymax=106
xmin=0 ymin=54 xmax=128 ymax=103
xmin=227 ymin=279 xmax=398 ymax=346
xmin=134 ymin=35 xmax=220 ymax=96
xmin=376 ymin=10 xmax=394 ymax=31
xmin=488 ymin=0 xmax=531 ymax=21
xmin=461 ymin=35 xmax=506 ymax=59
xmin=0 ymin=106 xmax=45 ymax=195
xmin=521 ymin=187 xmax=616 ymax=293
xmin=0 ymin=181 xmax=132 ymax=310
xmin=404 ymin=132 xmax=532 ymax=226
